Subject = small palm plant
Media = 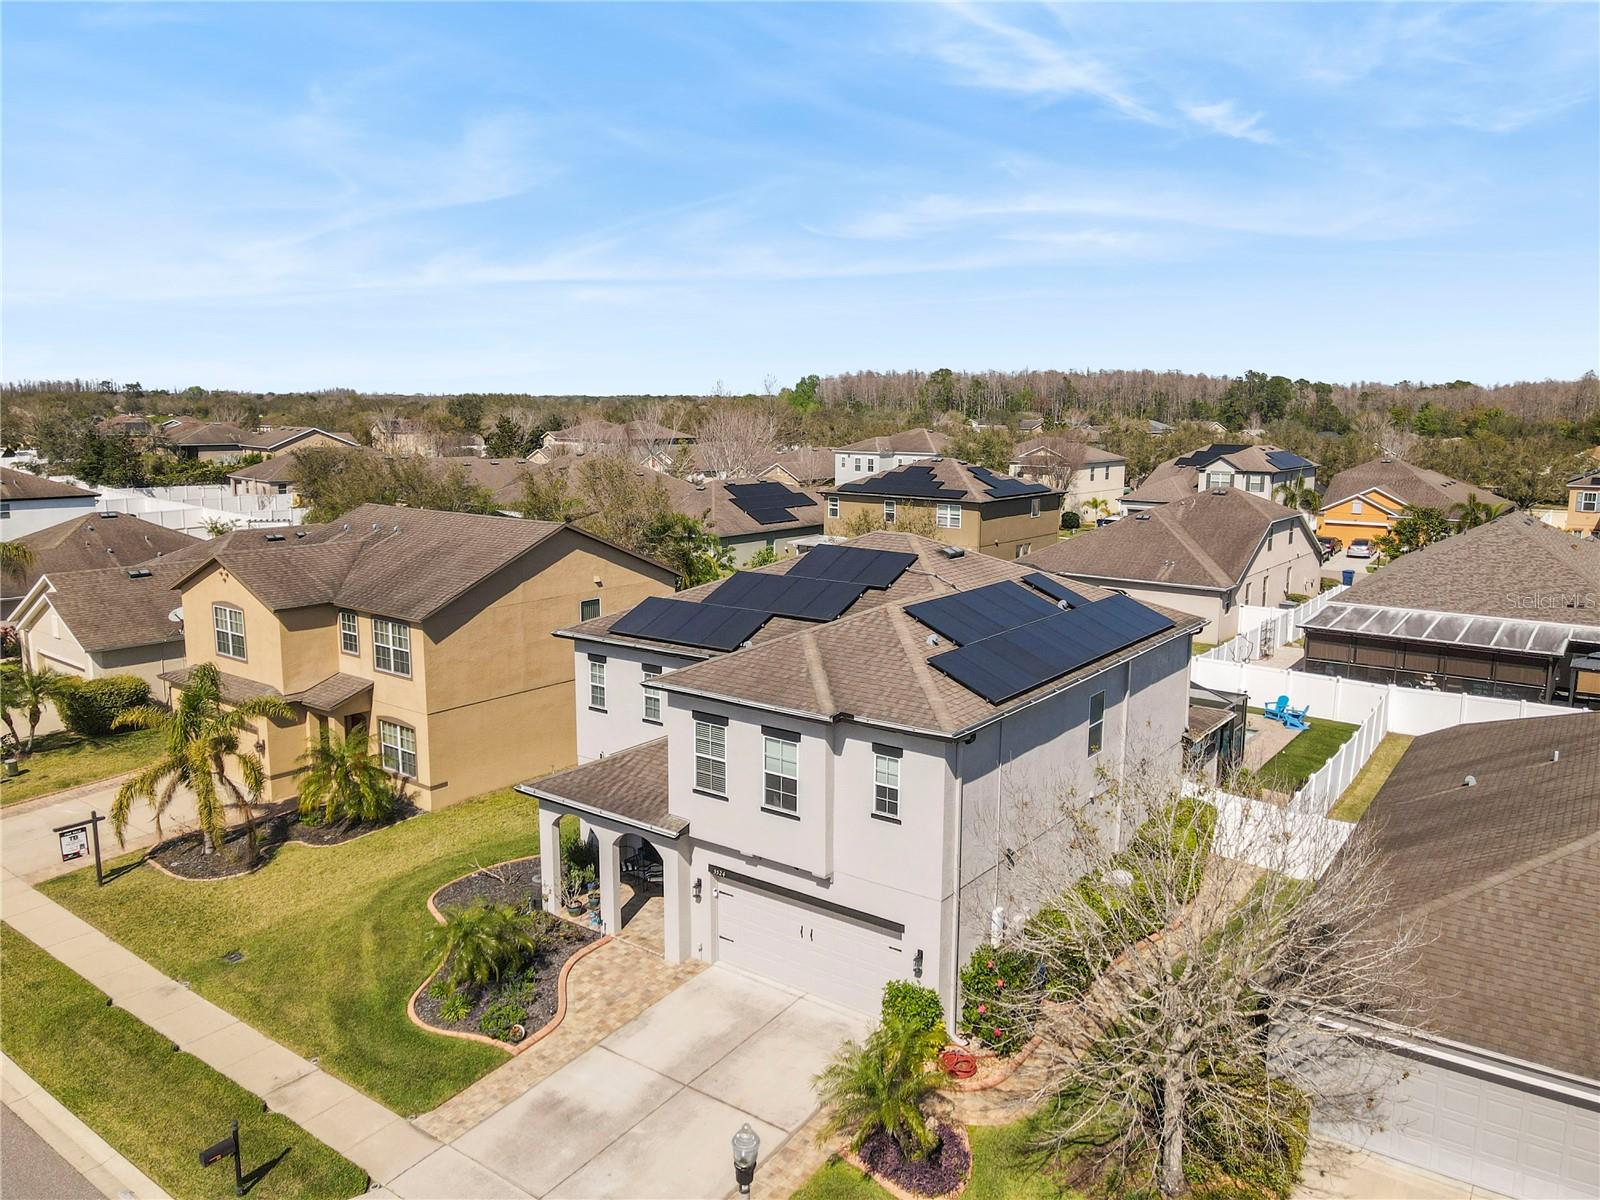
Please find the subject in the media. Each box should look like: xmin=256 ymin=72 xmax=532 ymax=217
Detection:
xmin=427 ymin=902 xmax=541 ymax=992
xmin=1081 ymin=497 xmax=1111 ymax=525
xmin=1451 ymin=492 xmax=1508 ymax=530
xmin=814 ymin=1016 xmax=948 ymax=1163
xmin=0 ymin=540 xmax=37 ymax=576
xmin=0 ymin=662 xmax=73 ymax=755
xmin=296 ymin=725 xmax=396 ymax=826
xmin=1274 ymin=480 xmax=1320 ymax=512
xmin=112 ymin=661 xmax=294 ymax=860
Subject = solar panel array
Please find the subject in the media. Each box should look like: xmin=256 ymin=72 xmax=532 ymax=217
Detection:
xmin=787 ymin=544 xmax=917 ymax=589
xmin=905 ymin=581 xmax=1060 ymax=645
xmin=968 ymin=465 xmax=1052 ymax=499
xmin=1023 ymin=572 xmax=1092 ymax=608
xmin=724 ymin=481 xmax=813 ymax=526
xmin=1264 ymin=449 xmax=1315 ymax=471
xmin=926 ymin=594 xmax=1175 ymax=704
xmin=1174 ymin=444 xmax=1248 ymax=469
xmin=610 ymin=596 xmax=772 ymax=651
xmin=834 ymin=464 xmax=965 ymax=499
xmin=708 ymin=572 xmax=866 ymax=620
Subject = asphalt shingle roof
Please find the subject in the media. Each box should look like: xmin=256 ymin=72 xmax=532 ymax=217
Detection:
xmin=1320 ymin=458 xmax=1511 ymax=514
xmin=523 ymin=738 xmax=684 ymax=837
xmin=27 ymin=562 xmax=191 ymax=653
xmin=2 ymin=513 xmax=199 ymax=601
xmin=835 ymin=429 xmax=951 ymax=455
xmin=0 ymin=467 xmax=97 ymax=502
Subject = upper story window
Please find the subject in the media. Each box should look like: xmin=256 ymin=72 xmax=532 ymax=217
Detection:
xmin=580 ymin=597 xmax=601 ymax=621
xmin=1206 ymin=472 xmax=1230 ymax=490
xmin=936 ymin=503 xmax=962 ymax=529
xmin=212 ymin=604 xmax=246 ymax=660
xmin=642 ymin=664 xmax=663 ymax=723
xmin=339 ymin=611 xmax=359 ymax=656
xmin=828 ymin=496 xmax=840 ymax=519
xmin=883 ymin=500 xmax=896 ymax=524
xmin=1351 ymin=498 xmax=1364 ymax=515
xmin=588 ymin=654 xmax=607 ymax=710
xmin=372 ymin=618 xmax=412 ymax=677
xmin=1014 ymin=544 xmax=1031 ymax=559
xmin=873 ymin=745 xmax=902 ymax=820
xmin=1288 ymin=525 xmax=1295 ymax=544
xmin=854 ymin=457 xmax=863 ymax=472
xmin=762 ymin=728 xmax=799 ymax=814
xmin=867 ymin=458 xmax=876 ymax=472
xmin=694 ymin=714 xmax=727 ymax=796
xmin=378 ymin=719 xmax=417 ymax=778
xmin=1088 ymin=690 xmax=1106 ymax=756
xmin=1267 ymin=531 xmax=1274 ymax=552
xmin=1578 ymin=491 xmax=1600 ymax=513
xmin=1029 ymin=498 xmax=1040 ymax=518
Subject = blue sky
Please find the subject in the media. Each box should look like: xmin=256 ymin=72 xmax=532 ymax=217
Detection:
xmin=3 ymin=2 xmax=1596 ymax=394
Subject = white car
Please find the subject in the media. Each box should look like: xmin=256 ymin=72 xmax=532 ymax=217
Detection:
xmin=1347 ymin=539 xmax=1373 ymax=558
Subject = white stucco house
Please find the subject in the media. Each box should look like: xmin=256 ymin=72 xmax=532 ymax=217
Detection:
xmin=0 ymin=467 xmax=99 ymax=539
xmin=832 ymin=429 xmax=952 ymax=486
xmin=519 ymin=531 xmax=1201 ymax=1020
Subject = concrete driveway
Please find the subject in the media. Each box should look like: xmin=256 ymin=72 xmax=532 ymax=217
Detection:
xmin=1 ymin=774 xmax=200 ymax=884
xmin=389 ymin=966 xmax=871 ymax=1200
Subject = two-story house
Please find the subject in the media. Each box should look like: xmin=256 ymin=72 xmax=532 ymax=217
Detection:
xmin=1317 ymin=458 xmax=1512 ymax=548
xmin=0 ymin=466 xmax=99 ymax=540
xmin=164 ymin=423 xmax=359 ymax=463
xmin=521 ymin=533 xmax=1201 ymax=1019
xmin=1565 ymin=470 xmax=1599 ymax=536
xmin=161 ymin=504 xmax=676 ymax=809
xmin=1007 ymin=438 xmax=1128 ymax=518
xmin=832 ymin=429 xmax=951 ymax=486
xmin=1122 ymin=444 xmax=1317 ymax=513
xmin=822 ymin=458 xmax=1063 ymax=560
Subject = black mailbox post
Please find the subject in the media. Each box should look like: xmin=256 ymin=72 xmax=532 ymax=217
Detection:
xmin=198 ymin=1120 xmax=243 ymax=1196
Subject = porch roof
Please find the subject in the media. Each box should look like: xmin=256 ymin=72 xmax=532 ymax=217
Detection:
xmin=517 ymin=738 xmax=686 ymax=840
xmin=285 ymin=672 xmax=373 ymax=713
xmin=160 ymin=665 xmax=283 ymax=705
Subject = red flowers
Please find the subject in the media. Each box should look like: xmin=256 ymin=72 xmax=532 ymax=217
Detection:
xmin=977 ymin=1003 xmax=987 ymax=1015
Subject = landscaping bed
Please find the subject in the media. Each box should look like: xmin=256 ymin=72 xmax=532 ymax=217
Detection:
xmin=149 ymin=803 xmax=418 ymax=880
xmin=851 ymin=1121 xmax=971 ymax=1198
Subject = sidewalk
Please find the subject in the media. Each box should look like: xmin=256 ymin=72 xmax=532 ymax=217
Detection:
xmin=1 ymin=1053 xmax=170 ymax=1200
xmin=0 ymin=867 xmax=442 ymax=1188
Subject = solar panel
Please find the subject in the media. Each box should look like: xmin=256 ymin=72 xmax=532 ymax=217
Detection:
xmin=1265 ymin=450 xmax=1314 ymax=471
xmin=968 ymin=465 xmax=1050 ymax=498
xmin=835 ymin=465 xmax=963 ymax=498
xmin=928 ymin=595 xmax=1174 ymax=704
xmin=610 ymin=596 xmax=771 ymax=651
xmin=723 ymin=481 xmax=809 ymax=525
xmin=744 ymin=506 xmax=804 ymax=526
xmin=788 ymin=545 xmax=916 ymax=589
xmin=708 ymin=571 xmax=867 ymax=620
xmin=906 ymin=581 xmax=1059 ymax=645
xmin=1023 ymin=572 xmax=1091 ymax=608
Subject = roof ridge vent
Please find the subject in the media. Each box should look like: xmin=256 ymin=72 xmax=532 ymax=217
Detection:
xmin=1551 ymin=749 xmax=1561 ymax=763
xmin=940 ymin=545 xmax=965 ymax=558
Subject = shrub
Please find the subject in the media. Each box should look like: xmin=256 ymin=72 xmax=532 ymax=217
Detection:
xmin=957 ymin=947 xmax=1037 ymax=1055
xmin=815 ymin=1017 xmax=947 ymax=1162
xmin=439 ymin=991 xmax=471 ymax=1023
xmin=479 ymin=999 xmax=527 ymax=1042
xmin=559 ymin=817 xmax=597 ymax=872
xmin=1061 ymin=510 xmax=1082 ymax=530
xmin=53 ymin=675 xmax=150 ymax=736
xmin=882 ymin=981 xmax=944 ymax=1039
xmin=1185 ymin=1067 xmax=1309 ymax=1200
xmin=427 ymin=902 xmax=542 ymax=991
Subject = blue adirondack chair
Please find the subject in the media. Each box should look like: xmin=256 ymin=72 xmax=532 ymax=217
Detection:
xmin=1283 ymin=704 xmax=1310 ymax=732
xmin=1263 ymin=694 xmax=1291 ymax=724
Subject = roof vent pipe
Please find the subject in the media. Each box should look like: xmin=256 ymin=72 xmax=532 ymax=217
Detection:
xmin=1463 ymin=775 xmax=1477 ymax=787
xmin=1552 ymin=749 xmax=1561 ymax=763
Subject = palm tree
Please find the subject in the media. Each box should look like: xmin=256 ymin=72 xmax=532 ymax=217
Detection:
xmin=1273 ymin=480 xmax=1320 ymax=512
xmin=296 ymin=725 xmax=396 ymax=826
xmin=427 ymin=902 xmax=542 ymax=991
xmin=0 ymin=541 xmax=36 ymax=575
xmin=1081 ymin=496 xmax=1111 ymax=525
xmin=1451 ymin=492 xmax=1508 ymax=530
xmin=111 ymin=662 xmax=294 ymax=860
xmin=814 ymin=1017 xmax=948 ymax=1163
xmin=0 ymin=662 xmax=73 ymax=755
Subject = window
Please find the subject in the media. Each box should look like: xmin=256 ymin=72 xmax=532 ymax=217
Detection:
xmin=694 ymin=715 xmax=727 ymax=795
xmin=1288 ymin=525 xmax=1295 ymax=544
xmin=588 ymin=655 xmax=607 ymax=710
xmin=372 ymin=618 xmax=412 ymax=677
xmin=1014 ymin=543 xmax=1031 ymax=559
xmin=1267 ymin=531 xmax=1274 ymax=552
xmin=378 ymin=720 xmax=417 ymax=778
xmin=1351 ymin=498 xmax=1364 ymax=515
xmin=579 ymin=597 xmax=601 ymax=621
xmin=1030 ymin=498 xmax=1040 ymax=517
xmin=883 ymin=500 xmax=896 ymax=524
xmin=339 ymin=611 xmax=359 ymax=656
xmin=854 ymin=457 xmax=863 ymax=472
xmin=1088 ymin=691 xmax=1105 ymax=756
xmin=828 ymin=496 xmax=840 ymax=519
xmin=1247 ymin=474 xmax=1265 ymax=492
xmin=763 ymin=729 xmax=799 ymax=813
xmin=873 ymin=746 xmax=901 ymax=819
xmin=866 ymin=458 xmax=876 ymax=472
xmin=642 ymin=664 xmax=663 ymax=723
xmin=1206 ymin=472 xmax=1230 ymax=490
xmin=936 ymin=503 xmax=962 ymax=528
xmin=1579 ymin=491 xmax=1600 ymax=513
xmin=212 ymin=604 xmax=246 ymax=660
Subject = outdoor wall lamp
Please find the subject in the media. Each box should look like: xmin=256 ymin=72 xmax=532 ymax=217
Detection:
xmin=732 ymin=1122 xmax=760 ymax=1195
xmin=693 ymin=877 xmax=703 ymax=902
xmin=913 ymin=949 xmax=924 ymax=979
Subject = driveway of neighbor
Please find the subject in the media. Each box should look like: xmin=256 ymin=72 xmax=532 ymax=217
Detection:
xmin=0 ymin=776 xmax=200 ymax=884
xmin=389 ymin=966 xmax=871 ymax=1200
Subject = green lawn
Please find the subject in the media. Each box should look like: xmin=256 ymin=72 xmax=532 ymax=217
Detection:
xmin=1329 ymin=733 xmax=1414 ymax=822
xmin=0 ymin=727 xmax=166 ymax=806
xmin=794 ymin=1118 xmax=1078 ymax=1200
xmin=0 ymin=924 xmax=368 ymax=1200
xmin=1252 ymin=710 xmax=1360 ymax=793
xmin=1190 ymin=642 xmax=1215 ymax=657
xmin=41 ymin=786 xmax=538 ymax=1114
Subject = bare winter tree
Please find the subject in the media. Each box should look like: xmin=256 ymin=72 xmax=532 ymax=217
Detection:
xmin=990 ymin=780 xmax=1426 ymax=1197
xmin=693 ymin=402 xmax=780 ymax=478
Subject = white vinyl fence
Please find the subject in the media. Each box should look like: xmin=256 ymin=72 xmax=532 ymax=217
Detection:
xmin=1288 ymin=694 xmax=1388 ymax=814
xmin=1185 ymin=781 xmax=1354 ymax=880
xmin=1199 ymin=587 xmax=1347 ymax=664
xmin=79 ymin=482 xmax=302 ymax=537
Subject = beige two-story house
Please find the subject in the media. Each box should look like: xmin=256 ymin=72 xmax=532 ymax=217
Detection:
xmin=822 ymin=457 xmax=1063 ymax=560
xmin=164 ymin=504 xmax=676 ymax=809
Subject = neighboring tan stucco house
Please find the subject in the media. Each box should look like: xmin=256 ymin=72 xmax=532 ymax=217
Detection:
xmin=163 ymin=504 xmax=676 ymax=810
xmin=521 ymin=532 xmax=1201 ymax=1020
xmin=1565 ymin=471 xmax=1600 ymax=536
xmin=1122 ymin=443 xmax=1317 ymax=513
xmin=1008 ymin=438 xmax=1127 ymax=518
xmin=166 ymin=423 xmax=358 ymax=463
xmin=15 ymin=562 xmax=190 ymax=689
xmin=1317 ymin=458 xmax=1513 ymax=548
xmin=822 ymin=457 xmax=1063 ymax=561
xmin=1022 ymin=488 xmax=1322 ymax=643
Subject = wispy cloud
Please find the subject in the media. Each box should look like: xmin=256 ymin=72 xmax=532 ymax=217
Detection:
xmin=1180 ymin=100 xmax=1274 ymax=145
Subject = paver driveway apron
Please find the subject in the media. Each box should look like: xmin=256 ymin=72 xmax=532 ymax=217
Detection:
xmin=399 ymin=966 xmax=871 ymax=1200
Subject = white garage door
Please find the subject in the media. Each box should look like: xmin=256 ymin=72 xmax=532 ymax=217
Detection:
xmin=1321 ymin=1052 xmax=1599 ymax=1199
xmin=712 ymin=872 xmax=904 ymax=1015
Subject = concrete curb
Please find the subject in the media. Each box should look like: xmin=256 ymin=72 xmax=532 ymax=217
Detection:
xmin=1 ymin=1052 xmax=172 ymax=1200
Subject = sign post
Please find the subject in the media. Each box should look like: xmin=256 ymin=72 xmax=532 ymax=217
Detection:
xmin=53 ymin=810 xmax=105 ymax=886
xmin=198 ymin=1120 xmax=243 ymax=1196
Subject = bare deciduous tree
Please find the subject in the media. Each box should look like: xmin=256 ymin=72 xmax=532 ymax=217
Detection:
xmin=693 ymin=402 xmax=780 ymax=478
xmin=992 ymin=784 xmax=1425 ymax=1197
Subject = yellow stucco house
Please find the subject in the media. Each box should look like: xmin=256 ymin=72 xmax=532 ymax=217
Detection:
xmin=162 ymin=504 xmax=676 ymax=810
xmin=1317 ymin=458 xmax=1512 ymax=548
xmin=1566 ymin=471 xmax=1600 ymax=536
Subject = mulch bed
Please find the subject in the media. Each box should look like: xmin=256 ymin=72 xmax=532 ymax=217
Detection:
xmin=855 ymin=1121 xmax=972 ymax=1198
xmin=147 ymin=802 xmax=417 ymax=880
xmin=413 ymin=858 xmax=602 ymax=1044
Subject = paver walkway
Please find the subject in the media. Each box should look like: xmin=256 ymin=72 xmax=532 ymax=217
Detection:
xmin=0 ymin=867 xmax=442 ymax=1189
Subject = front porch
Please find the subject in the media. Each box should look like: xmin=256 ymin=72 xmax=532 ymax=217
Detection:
xmin=517 ymin=738 xmax=693 ymax=963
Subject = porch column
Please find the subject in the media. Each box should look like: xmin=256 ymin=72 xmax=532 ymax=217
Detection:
xmin=594 ymin=826 xmax=624 ymax=936
xmin=538 ymin=805 xmax=564 ymax=913
xmin=658 ymin=839 xmax=691 ymax=964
